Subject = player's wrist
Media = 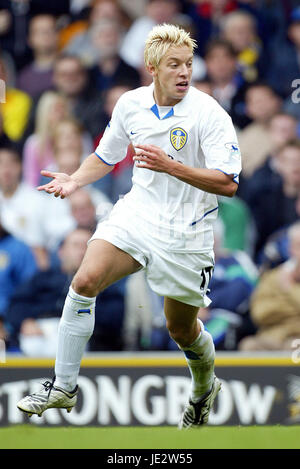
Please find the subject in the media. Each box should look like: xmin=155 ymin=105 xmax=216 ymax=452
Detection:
xmin=70 ymin=176 xmax=82 ymax=189
xmin=168 ymin=159 xmax=182 ymax=177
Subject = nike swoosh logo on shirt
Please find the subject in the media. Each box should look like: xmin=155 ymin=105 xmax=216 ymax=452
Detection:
xmin=130 ymin=131 xmax=137 ymax=135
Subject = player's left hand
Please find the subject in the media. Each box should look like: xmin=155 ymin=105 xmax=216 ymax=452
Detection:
xmin=133 ymin=144 xmax=174 ymax=173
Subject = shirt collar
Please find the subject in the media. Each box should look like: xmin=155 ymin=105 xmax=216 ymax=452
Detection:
xmin=140 ymin=82 xmax=190 ymax=117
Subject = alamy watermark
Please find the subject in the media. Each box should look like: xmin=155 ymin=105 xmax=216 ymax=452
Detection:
xmin=0 ymin=79 xmax=6 ymax=103
xmin=0 ymin=338 xmax=6 ymax=363
xmin=291 ymin=79 xmax=300 ymax=104
xmin=291 ymin=339 xmax=300 ymax=364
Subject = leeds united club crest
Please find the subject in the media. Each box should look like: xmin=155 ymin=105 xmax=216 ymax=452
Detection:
xmin=170 ymin=127 xmax=187 ymax=151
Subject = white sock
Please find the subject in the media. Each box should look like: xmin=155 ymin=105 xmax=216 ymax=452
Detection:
xmin=55 ymin=286 xmax=96 ymax=392
xmin=179 ymin=319 xmax=215 ymax=402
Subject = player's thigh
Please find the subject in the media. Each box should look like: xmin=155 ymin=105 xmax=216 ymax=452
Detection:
xmin=164 ymin=297 xmax=200 ymax=334
xmin=72 ymin=239 xmax=142 ymax=295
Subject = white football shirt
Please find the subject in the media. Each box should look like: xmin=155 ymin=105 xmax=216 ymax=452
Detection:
xmin=95 ymin=83 xmax=241 ymax=252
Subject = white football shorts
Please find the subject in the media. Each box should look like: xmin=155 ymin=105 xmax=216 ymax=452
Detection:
xmin=89 ymin=205 xmax=214 ymax=307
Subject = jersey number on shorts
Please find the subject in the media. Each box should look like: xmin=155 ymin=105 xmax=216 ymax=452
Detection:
xmin=200 ymin=266 xmax=213 ymax=291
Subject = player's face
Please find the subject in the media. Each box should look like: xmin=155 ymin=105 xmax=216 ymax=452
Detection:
xmin=149 ymin=45 xmax=193 ymax=106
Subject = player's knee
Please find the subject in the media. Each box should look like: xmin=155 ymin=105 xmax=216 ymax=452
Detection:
xmin=166 ymin=322 xmax=195 ymax=348
xmin=72 ymin=271 xmax=100 ymax=297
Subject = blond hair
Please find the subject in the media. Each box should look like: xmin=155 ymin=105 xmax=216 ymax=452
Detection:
xmin=34 ymin=91 xmax=69 ymax=151
xmin=144 ymin=23 xmax=197 ymax=69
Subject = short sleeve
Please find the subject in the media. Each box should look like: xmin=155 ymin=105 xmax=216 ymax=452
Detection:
xmin=94 ymin=95 xmax=130 ymax=166
xmin=200 ymin=103 xmax=242 ymax=184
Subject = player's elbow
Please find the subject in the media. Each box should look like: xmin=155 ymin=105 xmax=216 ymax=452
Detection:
xmin=222 ymin=180 xmax=238 ymax=198
xmin=215 ymin=171 xmax=238 ymax=197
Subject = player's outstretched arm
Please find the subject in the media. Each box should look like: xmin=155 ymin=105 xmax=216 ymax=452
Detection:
xmin=37 ymin=153 xmax=114 ymax=199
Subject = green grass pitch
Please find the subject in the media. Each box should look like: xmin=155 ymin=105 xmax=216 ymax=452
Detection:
xmin=0 ymin=425 xmax=299 ymax=449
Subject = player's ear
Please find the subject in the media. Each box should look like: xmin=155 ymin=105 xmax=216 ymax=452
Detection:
xmin=147 ymin=63 xmax=157 ymax=78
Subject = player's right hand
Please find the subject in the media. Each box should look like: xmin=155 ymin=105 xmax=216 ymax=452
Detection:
xmin=37 ymin=170 xmax=79 ymax=199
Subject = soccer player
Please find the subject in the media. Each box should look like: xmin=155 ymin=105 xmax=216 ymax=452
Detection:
xmin=17 ymin=24 xmax=241 ymax=428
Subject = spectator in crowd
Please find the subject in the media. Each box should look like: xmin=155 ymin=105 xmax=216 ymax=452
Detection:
xmin=52 ymin=54 xmax=104 ymax=139
xmin=0 ymin=208 xmax=37 ymax=345
xmin=0 ymin=146 xmax=48 ymax=269
xmin=219 ymin=10 xmax=265 ymax=83
xmin=51 ymin=117 xmax=93 ymax=160
xmin=276 ymin=136 xmax=300 ymax=200
xmin=120 ymin=0 xmax=181 ymax=70
xmin=267 ymin=6 xmax=300 ymax=99
xmin=258 ymin=195 xmax=300 ymax=272
xmin=218 ymin=194 xmax=255 ymax=254
xmin=192 ymin=78 xmax=213 ymax=96
xmin=0 ymin=0 xmax=69 ymax=70
xmin=69 ymin=179 xmax=113 ymax=224
xmin=186 ymin=0 xmax=286 ymax=56
xmin=123 ymin=268 xmax=167 ymax=351
xmin=259 ymin=227 xmax=291 ymax=274
xmin=246 ymin=139 xmax=300 ymax=256
xmin=93 ymin=84 xmax=135 ymax=201
xmin=22 ymin=91 xmax=70 ymax=188
xmin=17 ymin=14 xmax=59 ymax=99
xmin=38 ymin=145 xmax=85 ymax=253
xmin=239 ymin=112 xmax=298 ymax=202
xmin=238 ymin=83 xmax=282 ymax=178
xmin=255 ymin=0 xmax=295 ymax=46
xmin=7 ymin=227 xmax=93 ymax=355
xmin=185 ymin=0 xmax=245 ymax=56
xmin=50 ymin=118 xmax=98 ymax=192
xmin=39 ymin=144 xmax=111 ymax=253
xmin=69 ymin=188 xmax=106 ymax=234
xmin=0 ymin=54 xmax=32 ymax=142
xmin=7 ymin=227 xmax=126 ymax=354
xmin=52 ymin=146 xmax=82 ymax=179
xmin=239 ymin=220 xmax=300 ymax=351
xmin=89 ymin=19 xmax=141 ymax=94
xmin=88 ymin=0 xmax=130 ymax=28
xmin=31 ymin=114 xmax=94 ymax=174
xmin=119 ymin=0 xmax=148 ymax=20
xmin=175 ymin=20 xmax=207 ymax=82
xmin=25 ymin=116 xmax=92 ymax=192
xmin=204 ymin=39 xmax=248 ymax=128
xmin=63 ymin=0 xmax=130 ymax=67
xmin=95 ymin=84 xmax=133 ymax=135
xmin=197 ymin=219 xmax=258 ymax=350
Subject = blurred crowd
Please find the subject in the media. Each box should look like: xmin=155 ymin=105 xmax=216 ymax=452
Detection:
xmin=1 ymin=0 xmax=300 ymax=355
